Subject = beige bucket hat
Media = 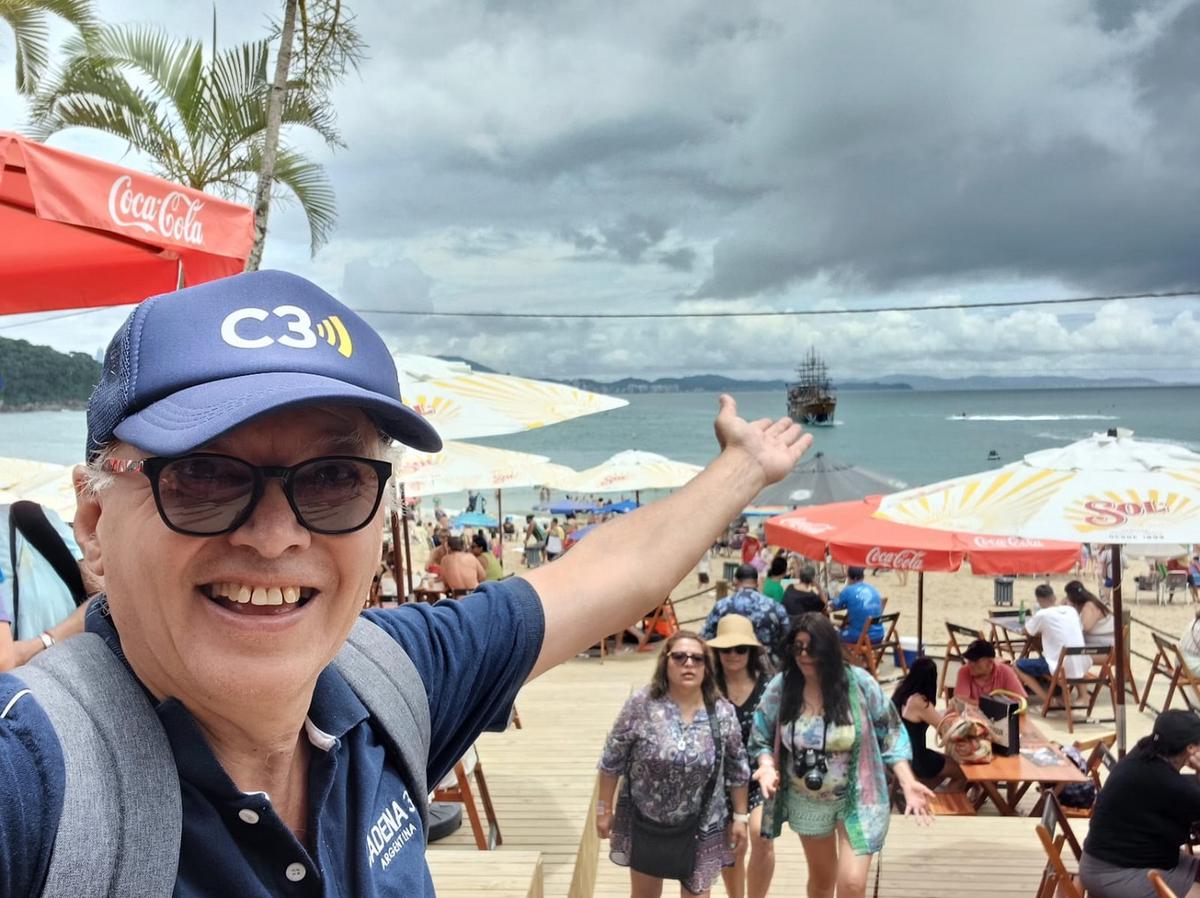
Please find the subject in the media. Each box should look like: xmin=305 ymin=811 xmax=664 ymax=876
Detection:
xmin=705 ymin=613 xmax=763 ymax=649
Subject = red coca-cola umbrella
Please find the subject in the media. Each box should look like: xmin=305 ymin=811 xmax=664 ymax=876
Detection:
xmin=0 ymin=132 xmax=254 ymax=314
xmin=765 ymin=497 xmax=1080 ymax=650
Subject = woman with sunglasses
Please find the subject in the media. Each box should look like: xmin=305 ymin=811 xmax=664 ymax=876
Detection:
xmin=749 ymin=614 xmax=934 ymax=898
xmin=709 ymin=615 xmax=776 ymax=898
xmin=598 ymin=631 xmax=751 ymax=897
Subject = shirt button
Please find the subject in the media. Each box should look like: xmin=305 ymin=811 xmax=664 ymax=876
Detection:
xmin=285 ymin=863 xmax=307 ymax=882
xmin=238 ymin=809 xmax=260 ymax=825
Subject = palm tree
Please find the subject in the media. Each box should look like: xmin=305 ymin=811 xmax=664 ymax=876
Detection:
xmin=247 ymin=0 xmax=362 ymax=270
xmin=27 ymin=25 xmax=339 ymax=255
xmin=0 ymin=0 xmax=94 ymax=94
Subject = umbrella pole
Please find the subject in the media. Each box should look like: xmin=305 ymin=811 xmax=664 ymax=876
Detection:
xmin=496 ymin=489 xmax=503 ymax=562
xmin=917 ymin=571 xmax=924 ymax=657
xmin=400 ymin=485 xmax=415 ymax=599
xmin=635 ymin=489 xmax=641 ymax=505
xmin=823 ymin=549 xmax=831 ymax=598
xmin=1112 ymin=543 xmax=1127 ymax=756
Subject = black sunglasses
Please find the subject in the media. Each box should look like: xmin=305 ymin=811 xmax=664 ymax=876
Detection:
xmin=102 ymin=453 xmax=393 ymax=536
xmin=791 ymin=642 xmax=814 ymax=657
xmin=717 ymin=645 xmax=751 ymax=655
xmin=668 ymin=651 xmax=706 ymax=666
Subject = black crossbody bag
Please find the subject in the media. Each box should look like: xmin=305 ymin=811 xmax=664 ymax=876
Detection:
xmin=629 ymin=699 xmax=724 ymax=882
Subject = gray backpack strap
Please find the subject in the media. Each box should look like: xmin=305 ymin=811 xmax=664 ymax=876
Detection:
xmin=17 ymin=634 xmax=181 ymax=898
xmin=334 ymin=617 xmax=432 ymax=832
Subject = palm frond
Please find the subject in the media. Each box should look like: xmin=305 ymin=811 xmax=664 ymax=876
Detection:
xmin=240 ymin=143 xmax=337 ymax=255
xmin=0 ymin=0 xmax=97 ymax=93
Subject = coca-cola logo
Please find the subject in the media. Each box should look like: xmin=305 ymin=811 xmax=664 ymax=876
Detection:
xmin=107 ymin=175 xmax=205 ymax=246
xmin=971 ymin=535 xmax=1047 ymax=549
xmin=783 ymin=518 xmax=833 ymax=536
xmin=1082 ymin=499 xmax=1170 ymax=529
xmin=865 ymin=547 xmax=926 ymax=570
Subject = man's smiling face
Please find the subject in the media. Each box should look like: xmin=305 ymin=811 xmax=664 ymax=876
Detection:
xmin=75 ymin=406 xmax=388 ymax=710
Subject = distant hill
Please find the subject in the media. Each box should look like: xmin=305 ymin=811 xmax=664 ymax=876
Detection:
xmin=873 ymin=374 xmax=1166 ymax=391
xmin=0 ymin=337 xmax=102 ymax=410
xmin=559 ymin=374 xmax=910 ymax=394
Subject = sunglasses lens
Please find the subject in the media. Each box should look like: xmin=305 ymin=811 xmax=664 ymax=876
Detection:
xmin=670 ymin=652 xmax=703 ymax=665
xmin=292 ymin=458 xmax=383 ymax=532
xmin=157 ymin=456 xmax=255 ymax=534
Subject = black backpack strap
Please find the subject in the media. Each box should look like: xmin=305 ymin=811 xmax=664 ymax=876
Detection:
xmin=7 ymin=507 xmax=17 ymax=631
xmin=9 ymin=501 xmax=88 ymax=606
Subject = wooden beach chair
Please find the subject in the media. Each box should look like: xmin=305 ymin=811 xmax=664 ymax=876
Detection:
xmin=1148 ymin=870 xmax=1180 ymax=898
xmin=433 ymin=744 xmax=503 ymax=850
xmin=1035 ymin=792 xmax=1085 ymax=898
xmin=1039 ymin=646 xmax=1116 ymax=733
xmin=842 ymin=613 xmax=903 ymax=678
xmin=939 ymin=622 xmax=985 ymax=698
xmin=1140 ymin=632 xmax=1200 ymax=713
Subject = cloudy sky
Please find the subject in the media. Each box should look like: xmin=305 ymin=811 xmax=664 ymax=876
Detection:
xmin=3 ymin=0 xmax=1200 ymax=383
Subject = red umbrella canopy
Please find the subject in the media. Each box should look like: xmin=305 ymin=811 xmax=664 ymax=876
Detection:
xmin=765 ymin=497 xmax=1080 ymax=575
xmin=0 ymin=133 xmax=254 ymax=314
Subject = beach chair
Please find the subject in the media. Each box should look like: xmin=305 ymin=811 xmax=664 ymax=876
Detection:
xmin=1039 ymin=646 xmax=1116 ymax=733
xmin=1148 ymin=870 xmax=1180 ymax=898
xmin=843 ymin=613 xmax=906 ymax=678
xmin=1044 ymin=735 xmax=1117 ymax=819
xmin=637 ymin=597 xmax=679 ymax=651
xmin=432 ymin=743 xmax=503 ymax=850
xmin=1139 ymin=632 xmax=1200 ymax=713
xmin=1035 ymin=792 xmax=1085 ymax=898
xmin=1165 ymin=571 xmax=1189 ymax=603
xmin=1133 ymin=571 xmax=1162 ymax=605
xmin=940 ymin=622 xmax=985 ymax=698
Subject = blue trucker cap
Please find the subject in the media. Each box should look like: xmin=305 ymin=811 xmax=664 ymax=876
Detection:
xmin=86 ymin=270 xmax=442 ymax=457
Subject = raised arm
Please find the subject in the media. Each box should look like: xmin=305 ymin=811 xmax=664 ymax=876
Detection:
xmin=524 ymin=396 xmax=811 ymax=679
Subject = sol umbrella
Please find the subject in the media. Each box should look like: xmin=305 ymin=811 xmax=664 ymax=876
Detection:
xmin=0 ymin=459 xmax=78 ymax=520
xmin=392 ymin=353 xmax=627 ymax=441
xmin=753 ymin=451 xmax=906 ymax=507
xmin=0 ymin=133 xmax=254 ymax=313
xmin=874 ymin=429 xmax=1200 ymax=751
xmin=766 ymin=497 xmax=1079 ymax=649
xmin=546 ymin=450 xmax=702 ymax=502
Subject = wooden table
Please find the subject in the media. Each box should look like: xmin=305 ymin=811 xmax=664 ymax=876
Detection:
xmin=960 ymin=717 xmax=1086 ymax=816
xmin=985 ymin=616 xmax=1039 ymax=660
xmin=413 ymin=581 xmax=448 ymax=603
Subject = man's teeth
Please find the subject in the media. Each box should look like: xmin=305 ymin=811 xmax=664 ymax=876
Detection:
xmin=212 ymin=583 xmax=303 ymax=605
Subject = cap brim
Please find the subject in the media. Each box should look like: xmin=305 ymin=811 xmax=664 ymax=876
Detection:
xmin=706 ymin=635 xmax=763 ymax=649
xmin=114 ymin=371 xmax=443 ymax=456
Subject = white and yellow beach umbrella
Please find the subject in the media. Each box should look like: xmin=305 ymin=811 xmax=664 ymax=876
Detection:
xmin=547 ymin=450 xmax=703 ymax=494
xmin=395 ymin=441 xmax=575 ymax=497
xmin=875 ymin=431 xmax=1200 ymax=544
xmin=0 ymin=458 xmax=79 ymax=520
xmin=392 ymin=353 xmax=628 ymax=441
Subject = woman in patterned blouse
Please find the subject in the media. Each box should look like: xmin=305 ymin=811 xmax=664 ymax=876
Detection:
xmin=750 ymin=614 xmax=934 ymax=898
xmin=710 ymin=614 xmax=775 ymax=898
xmin=597 ymin=630 xmax=751 ymax=897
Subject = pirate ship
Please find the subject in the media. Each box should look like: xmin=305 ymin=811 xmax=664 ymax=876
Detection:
xmin=787 ymin=348 xmax=837 ymax=426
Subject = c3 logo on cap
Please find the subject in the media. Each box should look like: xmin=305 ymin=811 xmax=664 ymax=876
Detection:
xmin=221 ymin=306 xmax=354 ymax=358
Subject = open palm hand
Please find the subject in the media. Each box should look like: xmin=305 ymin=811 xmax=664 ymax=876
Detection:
xmin=714 ymin=394 xmax=813 ymax=488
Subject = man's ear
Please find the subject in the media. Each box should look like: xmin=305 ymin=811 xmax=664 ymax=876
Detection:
xmin=72 ymin=465 xmax=104 ymax=579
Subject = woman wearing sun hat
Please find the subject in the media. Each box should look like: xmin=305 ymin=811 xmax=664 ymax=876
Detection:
xmin=710 ymin=614 xmax=776 ymax=898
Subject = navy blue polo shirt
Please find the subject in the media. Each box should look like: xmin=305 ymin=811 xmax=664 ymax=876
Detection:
xmin=0 ymin=577 xmax=544 ymax=897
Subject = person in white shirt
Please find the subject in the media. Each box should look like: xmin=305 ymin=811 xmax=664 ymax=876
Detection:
xmin=1016 ymin=584 xmax=1091 ymax=690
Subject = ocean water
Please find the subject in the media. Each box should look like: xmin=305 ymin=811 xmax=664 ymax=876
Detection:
xmin=3 ymin=386 xmax=1199 ymax=514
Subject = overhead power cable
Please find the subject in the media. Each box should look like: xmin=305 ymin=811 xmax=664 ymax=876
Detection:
xmin=351 ymin=288 xmax=1200 ymax=320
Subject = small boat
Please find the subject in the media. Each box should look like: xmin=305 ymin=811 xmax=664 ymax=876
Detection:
xmin=787 ymin=347 xmax=837 ymax=426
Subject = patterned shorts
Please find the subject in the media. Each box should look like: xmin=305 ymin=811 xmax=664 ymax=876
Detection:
xmin=785 ymin=790 xmax=848 ymax=838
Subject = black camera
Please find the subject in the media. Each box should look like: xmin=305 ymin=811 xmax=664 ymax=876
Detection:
xmin=795 ymin=748 xmax=828 ymax=791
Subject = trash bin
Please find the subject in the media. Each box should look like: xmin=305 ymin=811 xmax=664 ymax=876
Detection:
xmin=722 ymin=561 xmax=741 ymax=583
xmin=894 ymin=636 xmax=923 ymax=669
xmin=993 ymin=576 xmax=1015 ymax=606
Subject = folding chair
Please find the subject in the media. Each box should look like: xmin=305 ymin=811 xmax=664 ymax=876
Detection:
xmin=1140 ymin=632 xmax=1200 ymax=713
xmin=1133 ymin=572 xmax=1162 ymax=605
xmin=1148 ymin=870 xmax=1180 ymax=898
xmin=940 ymin=622 xmax=985 ymax=698
xmin=637 ymin=597 xmax=679 ymax=651
xmin=1165 ymin=571 xmax=1189 ymax=604
xmin=432 ymin=744 xmax=503 ymax=850
xmin=1052 ymin=734 xmax=1117 ymax=819
xmin=1039 ymin=646 xmax=1117 ymax=733
xmin=868 ymin=612 xmax=906 ymax=676
xmin=1035 ymin=792 xmax=1085 ymax=898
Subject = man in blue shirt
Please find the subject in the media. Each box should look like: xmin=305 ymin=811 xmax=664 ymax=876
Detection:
xmin=832 ymin=566 xmax=884 ymax=643
xmin=0 ymin=270 xmax=811 ymax=897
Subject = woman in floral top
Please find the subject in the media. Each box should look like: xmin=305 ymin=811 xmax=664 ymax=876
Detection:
xmin=598 ymin=630 xmax=751 ymax=896
xmin=749 ymin=614 xmax=934 ymax=898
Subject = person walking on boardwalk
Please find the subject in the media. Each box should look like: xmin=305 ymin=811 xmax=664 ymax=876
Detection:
xmin=597 ymin=631 xmax=751 ymax=897
xmin=710 ymin=614 xmax=776 ymax=898
xmin=750 ymin=614 xmax=934 ymax=898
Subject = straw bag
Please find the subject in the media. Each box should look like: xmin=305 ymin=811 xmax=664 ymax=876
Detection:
xmin=936 ymin=706 xmax=993 ymax=765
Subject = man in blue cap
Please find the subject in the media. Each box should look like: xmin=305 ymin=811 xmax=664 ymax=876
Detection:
xmin=0 ymin=270 xmax=810 ymax=896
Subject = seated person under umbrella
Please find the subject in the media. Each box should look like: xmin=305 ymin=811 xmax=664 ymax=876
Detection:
xmin=830 ymin=566 xmax=883 ymax=644
xmin=954 ymin=639 xmax=1027 ymax=704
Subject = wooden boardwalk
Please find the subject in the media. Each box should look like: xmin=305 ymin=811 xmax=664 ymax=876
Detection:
xmin=429 ymin=609 xmax=1162 ymax=898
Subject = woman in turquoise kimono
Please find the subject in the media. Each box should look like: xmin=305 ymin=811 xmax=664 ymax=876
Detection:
xmin=749 ymin=613 xmax=934 ymax=898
